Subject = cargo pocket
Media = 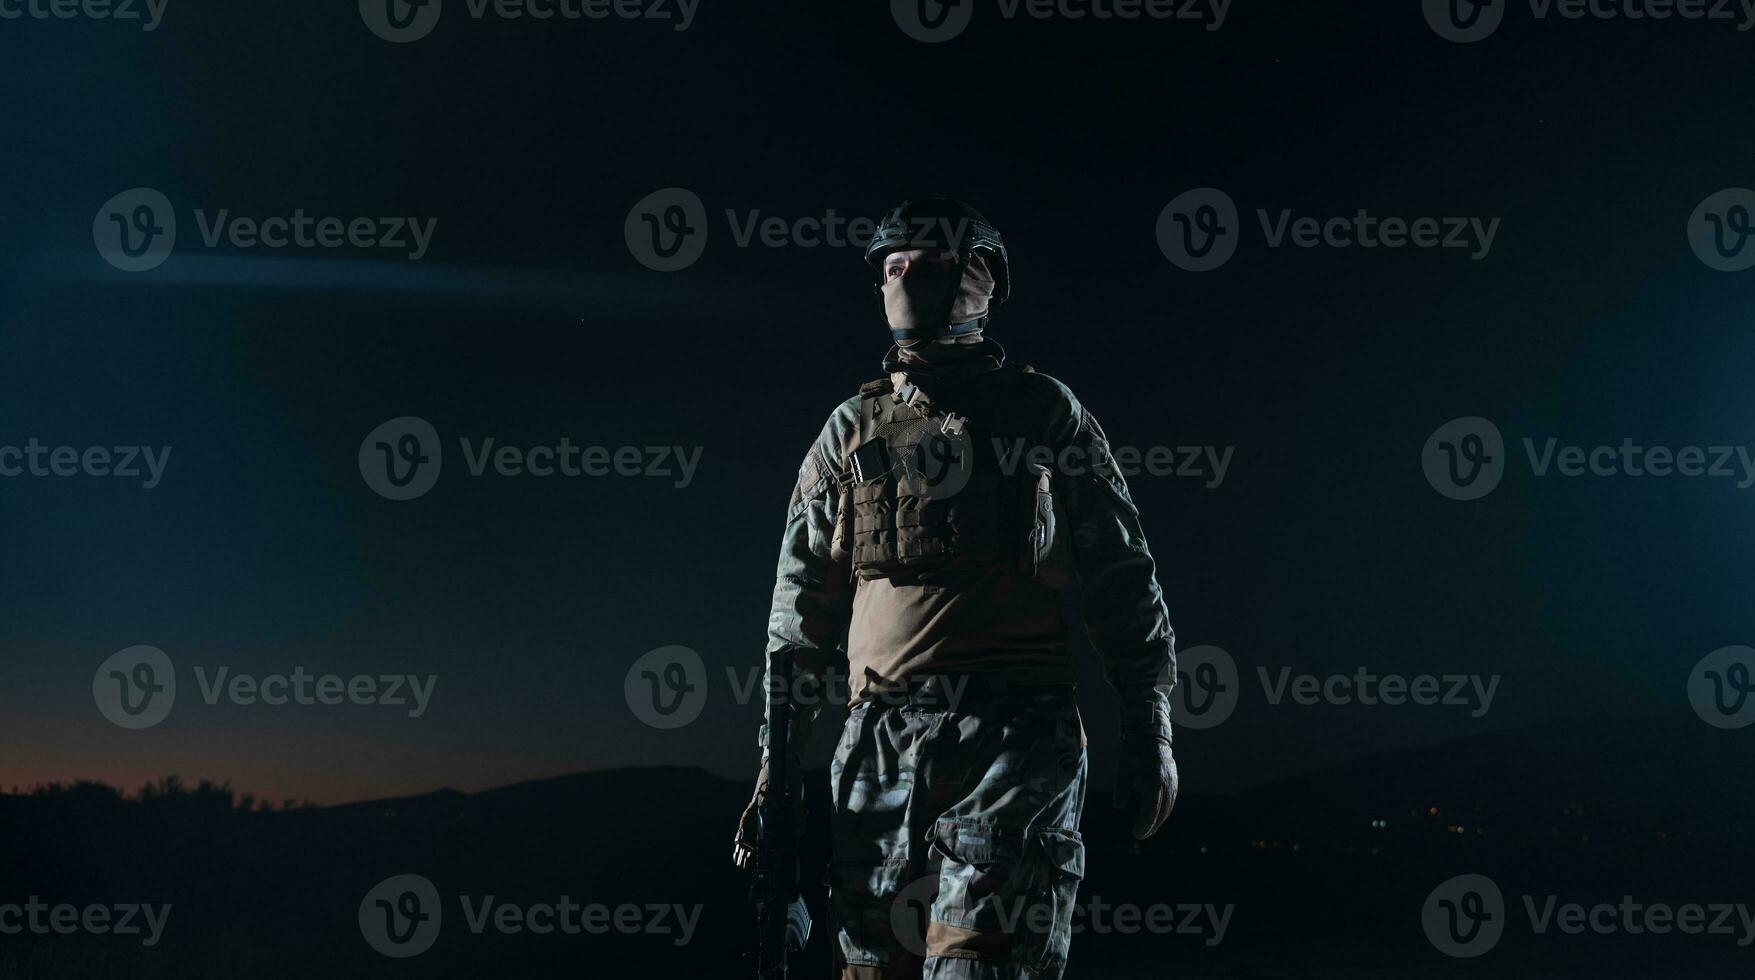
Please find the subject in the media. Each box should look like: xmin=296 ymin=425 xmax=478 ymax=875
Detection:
xmin=827 ymin=478 xmax=856 ymax=566
xmin=927 ymin=469 xmax=1005 ymax=568
xmin=845 ymin=478 xmax=895 ymax=576
xmin=1029 ymin=828 xmax=1085 ymax=975
xmin=925 ymin=818 xmax=1028 ymax=962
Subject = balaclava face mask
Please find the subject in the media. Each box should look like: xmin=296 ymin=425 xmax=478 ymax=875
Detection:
xmin=882 ymin=251 xmax=996 ymax=347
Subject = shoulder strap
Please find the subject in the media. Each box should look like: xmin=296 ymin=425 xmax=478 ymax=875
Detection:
xmin=858 ymin=376 xmax=894 ymax=398
xmin=844 ymin=377 xmax=895 ymax=461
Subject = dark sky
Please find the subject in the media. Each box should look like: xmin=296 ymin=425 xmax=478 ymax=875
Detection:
xmin=3 ymin=1 xmax=1753 ymax=804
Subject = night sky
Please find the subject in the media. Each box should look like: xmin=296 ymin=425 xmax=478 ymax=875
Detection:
xmin=3 ymin=1 xmax=1753 ymax=805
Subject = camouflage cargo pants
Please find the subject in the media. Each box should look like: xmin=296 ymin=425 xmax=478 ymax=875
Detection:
xmin=828 ymin=677 xmax=1088 ymax=980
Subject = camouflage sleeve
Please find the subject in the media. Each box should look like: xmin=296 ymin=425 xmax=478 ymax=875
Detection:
xmin=1047 ymin=386 xmax=1177 ymax=745
xmin=758 ymin=398 xmax=859 ymax=770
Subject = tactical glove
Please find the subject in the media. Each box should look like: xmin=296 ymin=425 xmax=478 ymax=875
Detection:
xmin=1113 ymin=734 xmax=1179 ymax=840
xmin=1113 ymin=689 xmax=1177 ymax=840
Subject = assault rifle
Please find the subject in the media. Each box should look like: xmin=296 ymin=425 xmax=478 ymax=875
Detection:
xmin=750 ymin=653 xmax=812 ymax=978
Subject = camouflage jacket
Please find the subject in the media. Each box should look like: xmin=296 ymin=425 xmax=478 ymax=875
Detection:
xmin=760 ymin=340 xmax=1176 ymax=765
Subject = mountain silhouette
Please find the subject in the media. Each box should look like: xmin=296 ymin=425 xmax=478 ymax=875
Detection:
xmin=2 ymin=714 xmax=1748 ymax=978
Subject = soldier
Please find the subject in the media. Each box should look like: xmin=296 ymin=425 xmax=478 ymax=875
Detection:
xmin=734 ymin=198 xmax=1179 ymax=979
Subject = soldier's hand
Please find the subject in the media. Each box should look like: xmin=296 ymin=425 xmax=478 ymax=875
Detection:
xmin=731 ymin=761 xmax=806 ymax=869
xmin=732 ymin=791 xmax=761 ymax=870
xmin=1113 ymin=735 xmax=1178 ymax=840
